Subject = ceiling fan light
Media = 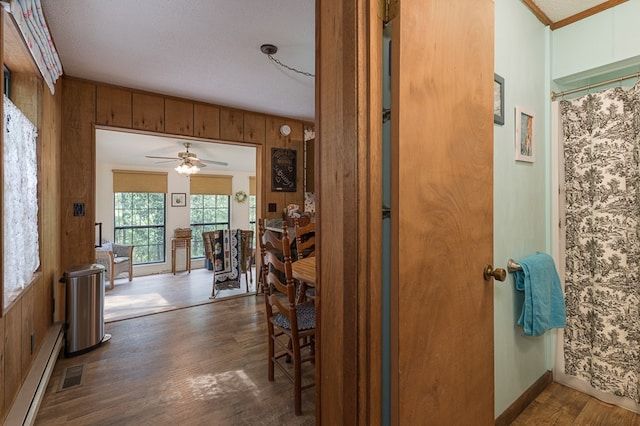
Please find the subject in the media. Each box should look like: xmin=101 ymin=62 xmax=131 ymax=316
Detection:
xmin=175 ymin=162 xmax=200 ymax=175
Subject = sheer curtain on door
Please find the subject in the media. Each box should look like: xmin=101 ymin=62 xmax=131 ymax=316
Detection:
xmin=557 ymin=82 xmax=640 ymax=411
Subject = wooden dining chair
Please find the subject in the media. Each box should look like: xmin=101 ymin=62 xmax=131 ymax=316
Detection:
xmin=201 ymin=231 xmax=215 ymax=268
xmin=294 ymin=218 xmax=315 ymax=303
xmin=239 ymin=229 xmax=255 ymax=292
xmin=294 ymin=219 xmax=315 ymax=260
xmin=258 ymin=218 xmax=315 ymax=415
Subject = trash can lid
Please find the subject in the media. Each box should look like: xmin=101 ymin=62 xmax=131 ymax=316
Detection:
xmin=63 ymin=263 xmax=105 ymax=278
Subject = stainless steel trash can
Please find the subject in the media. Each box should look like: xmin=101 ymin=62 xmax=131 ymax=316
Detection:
xmin=63 ymin=264 xmax=107 ymax=357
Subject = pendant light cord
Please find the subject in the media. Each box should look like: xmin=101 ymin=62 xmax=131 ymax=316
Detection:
xmin=261 ymin=44 xmax=314 ymax=77
xmin=267 ymin=54 xmax=315 ymax=77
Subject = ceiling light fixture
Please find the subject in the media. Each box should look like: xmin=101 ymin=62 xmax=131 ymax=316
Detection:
xmin=260 ymin=44 xmax=315 ymax=78
xmin=175 ymin=160 xmax=200 ymax=175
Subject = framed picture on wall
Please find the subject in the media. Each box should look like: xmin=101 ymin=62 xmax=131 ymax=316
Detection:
xmin=171 ymin=192 xmax=187 ymax=207
xmin=515 ymin=106 xmax=535 ymax=163
xmin=494 ymin=73 xmax=505 ymax=125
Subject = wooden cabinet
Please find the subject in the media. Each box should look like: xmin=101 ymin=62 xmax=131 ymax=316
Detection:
xmin=194 ymin=104 xmax=220 ymax=139
xmin=244 ymin=113 xmax=265 ymax=143
xmin=165 ymin=98 xmax=193 ymax=136
xmin=220 ymin=108 xmax=244 ymax=141
xmin=96 ymin=86 xmax=132 ymax=127
xmin=132 ymin=92 xmax=164 ymax=132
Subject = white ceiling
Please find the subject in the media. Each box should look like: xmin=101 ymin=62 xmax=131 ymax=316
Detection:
xmin=96 ymin=130 xmax=256 ymax=173
xmin=42 ymin=0 xmax=316 ymax=122
xmin=532 ymin=0 xmax=610 ymax=22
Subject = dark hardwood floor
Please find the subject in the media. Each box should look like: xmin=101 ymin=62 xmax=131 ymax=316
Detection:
xmin=36 ymin=269 xmax=640 ymax=425
xmin=35 ymin=295 xmax=315 ymax=425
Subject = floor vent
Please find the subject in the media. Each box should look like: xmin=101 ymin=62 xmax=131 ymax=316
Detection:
xmin=58 ymin=364 xmax=85 ymax=391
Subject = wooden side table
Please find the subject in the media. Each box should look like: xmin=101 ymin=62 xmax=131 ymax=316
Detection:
xmin=172 ymin=237 xmax=191 ymax=274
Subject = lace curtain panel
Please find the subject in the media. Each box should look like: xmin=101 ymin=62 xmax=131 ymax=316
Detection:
xmin=3 ymin=95 xmax=39 ymax=302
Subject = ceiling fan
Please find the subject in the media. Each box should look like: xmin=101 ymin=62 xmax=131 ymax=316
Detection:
xmin=145 ymin=142 xmax=229 ymax=168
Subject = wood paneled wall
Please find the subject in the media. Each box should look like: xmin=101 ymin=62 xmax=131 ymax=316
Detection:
xmin=61 ymin=78 xmax=311 ymax=269
xmin=1 ymin=9 xmax=63 ymax=421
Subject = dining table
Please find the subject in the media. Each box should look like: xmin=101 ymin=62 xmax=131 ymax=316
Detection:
xmin=291 ymin=256 xmax=316 ymax=286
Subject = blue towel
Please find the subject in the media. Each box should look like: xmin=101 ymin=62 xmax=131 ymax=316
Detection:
xmin=513 ymin=252 xmax=566 ymax=336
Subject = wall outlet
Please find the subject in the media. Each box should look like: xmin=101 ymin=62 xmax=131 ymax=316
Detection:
xmin=268 ymin=203 xmax=277 ymax=212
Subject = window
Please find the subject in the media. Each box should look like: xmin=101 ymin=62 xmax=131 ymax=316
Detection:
xmin=4 ymin=65 xmax=10 ymax=98
xmin=249 ymin=176 xmax=257 ymax=235
xmin=4 ymin=94 xmax=39 ymax=307
xmin=190 ymin=194 xmax=230 ymax=258
xmin=114 ymin=192 xmax=166 ymax=264
xmin=249 ymin=195 xmax=257 ymax=234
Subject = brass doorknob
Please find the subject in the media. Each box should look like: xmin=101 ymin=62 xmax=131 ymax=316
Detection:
xmin=484 ymin=265 xmax=506 ymax=282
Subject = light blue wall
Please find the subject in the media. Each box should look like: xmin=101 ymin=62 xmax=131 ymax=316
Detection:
xmin=552 ymin=1 xmax=640 ymax=85
xmin=493 ymin=0 xmax=640 ymax=419
xmin=493 ymin=0 xmax=550 ymax=417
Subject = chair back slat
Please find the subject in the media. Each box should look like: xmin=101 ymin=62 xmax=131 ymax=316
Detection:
xmin=202 ymin=231 xmax=215 ymax=263
xmin=294 ymin=219 xmax=315 ymax=260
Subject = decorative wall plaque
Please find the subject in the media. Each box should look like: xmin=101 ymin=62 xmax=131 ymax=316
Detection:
xmin=271 ymin=148 xmax=297 ymax=192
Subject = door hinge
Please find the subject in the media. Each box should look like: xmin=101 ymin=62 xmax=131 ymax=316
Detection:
xmin=379 ymin=0 xmax=399 ymax=24
xmin=382 ymin=204 xmax=391 ymax=219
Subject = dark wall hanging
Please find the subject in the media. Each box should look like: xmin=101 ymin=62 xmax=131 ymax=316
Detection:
xmin=271 ymin=148 xmax=297 ymax=192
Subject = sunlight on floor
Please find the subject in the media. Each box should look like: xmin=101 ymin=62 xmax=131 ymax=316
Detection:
xmin=105 ymin=293 xmax=176 ymax=311
xmin=188 ymin=370 xmax=260 ymax=401
xmin=103 ymin=269 xmax=257 ymax=322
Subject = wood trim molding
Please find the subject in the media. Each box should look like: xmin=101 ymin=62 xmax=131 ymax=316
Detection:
xmin=521 ymin=0 xmax=628 ymax=30
xmin=550 ymin=0 xmax=628 ymax=30
xmin=520 ymin=0 xmax=552 ymax=26
xmin=495 ymin=370 xmax=553 ymax=426
xmin=4 ymin=324 xmax=63 ymax=425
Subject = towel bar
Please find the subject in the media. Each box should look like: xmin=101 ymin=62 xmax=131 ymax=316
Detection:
xmin=507 ymin=259 xmax=522 ymax=272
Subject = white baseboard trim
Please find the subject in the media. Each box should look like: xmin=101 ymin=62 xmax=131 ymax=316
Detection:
xmin=4 ymin=323 xmax=64 ymax=426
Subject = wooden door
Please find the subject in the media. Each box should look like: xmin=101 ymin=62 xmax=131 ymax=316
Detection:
xmin=390 ymin=0 xmax=495 ymax=424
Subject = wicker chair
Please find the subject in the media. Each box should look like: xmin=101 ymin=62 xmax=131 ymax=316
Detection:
xmin=95 ymin=242 xmax=134 ymax=290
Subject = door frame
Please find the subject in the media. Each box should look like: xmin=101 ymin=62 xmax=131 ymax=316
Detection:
xmin=316 ymin=0 xmax=383 ymax=423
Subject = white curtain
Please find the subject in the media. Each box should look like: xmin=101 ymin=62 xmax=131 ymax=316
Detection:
xmin=3 ymin=95 xmax=39 ymax=300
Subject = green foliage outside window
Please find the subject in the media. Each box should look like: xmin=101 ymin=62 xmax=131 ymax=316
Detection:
xmin=114 ymin=192 xmax=165 ymax=264
xmin=190 ymin=194 xmax=230 ymax=258
xmin=249 ymin=195 xmax=257 ymax=234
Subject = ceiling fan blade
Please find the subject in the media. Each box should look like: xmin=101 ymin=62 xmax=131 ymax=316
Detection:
xmin=145 ymin=155 xmax=180 ymax=160
xmin=198 ymin=158 xmax=229 ymax=166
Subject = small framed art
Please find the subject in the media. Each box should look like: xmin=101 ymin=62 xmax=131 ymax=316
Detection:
xmin=515 ymin=106 xmax=534 ymax=163
xmin=494 ymin=73 xmax=505 ymax=125
xmin=171 ymin=193 xmax=187 ymax=207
